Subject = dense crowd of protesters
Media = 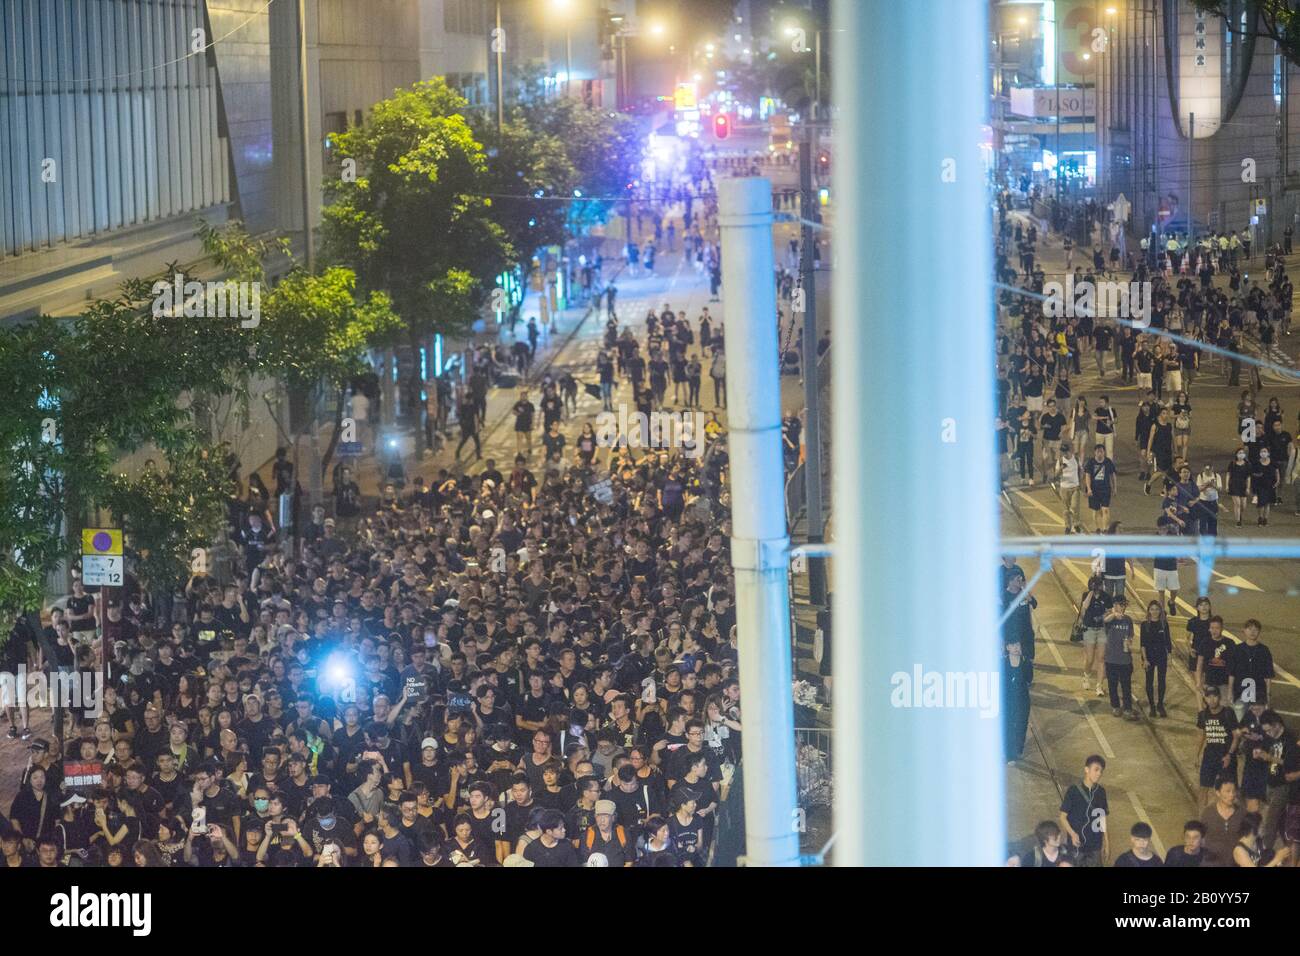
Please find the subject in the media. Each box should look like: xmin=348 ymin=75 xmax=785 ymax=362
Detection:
xmin=1 ymin=277 xmax=756 ymax=867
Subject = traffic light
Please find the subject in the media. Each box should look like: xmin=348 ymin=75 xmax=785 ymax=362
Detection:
xmin=713 ymin=113 xmax=731 ymax=140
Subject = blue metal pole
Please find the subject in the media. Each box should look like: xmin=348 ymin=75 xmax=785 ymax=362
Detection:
xmin=833 ymin=0 xmax=1003 ymax=866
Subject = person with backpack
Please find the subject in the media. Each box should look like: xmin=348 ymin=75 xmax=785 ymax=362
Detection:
xmin=581 ymin=800 xmax=631 ymax=866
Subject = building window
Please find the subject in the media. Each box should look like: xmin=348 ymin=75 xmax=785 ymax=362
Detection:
xmin=445 ymin=0 xmax=488 ymax=36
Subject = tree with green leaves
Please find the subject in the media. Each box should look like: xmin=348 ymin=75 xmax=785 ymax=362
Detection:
xmin=198 ymin=219 xmax=399 ymax=497
xmin=0 ymin=266 xmax=254 ymax=640
xmin=1190 ymin=3 xmax=1299 ymax=63
xmin=320 ymin=78 xmax=511 ymax=455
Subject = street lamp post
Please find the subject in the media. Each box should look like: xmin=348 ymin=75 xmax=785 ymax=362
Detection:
xmin=495 ymin=0 xmax=505 ymax=130
xmin=784 ymin=16 xmax=828 ymax=605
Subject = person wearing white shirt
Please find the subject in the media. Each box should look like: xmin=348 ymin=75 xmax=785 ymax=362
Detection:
xmin=1058 ymin=442 xmax=1084 ymax=534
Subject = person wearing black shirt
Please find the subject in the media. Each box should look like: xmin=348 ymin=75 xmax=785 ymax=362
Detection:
xmin=1092 ymin=397 xmax=1117 ymax=461
xmin=1228 ymin=620 xmax=1275 ymax=714
xmin=1059 ymin=756 xmax=1109 ymax=866
xmin=1138 ymin=601 xmax=1172 ymax=718
xmin=607 ymin=765 xmax=653 ymax=829
xmin=1164 ymin=822 xmax=1214 ymax=866
xmin=522 ymin=811 xmax=579 ymax=867
xmin=132 ymin=706 xmax=170 ymax=769
xmin=1113 ymin=822 xmax=1163 ymax=867
xmin=1196 ymin=688 xmax=1241 ymax=803
xmin=1194 ymin=616 xmax=1233 ymax=701
xmin=1037 ymin=399 xmax=1066 ymax=483
xmin=65 ymin=581 xmax=97 ymax=638
xmin=1003 ymin=638 xmax=1032 ymax=762
xmin=513 ymin=392 xmax=536 ymax=459
xmin=1083 ymin=445 xmax=1117 ymax=533
xmin=335 ymin=468 xmax=362 ymax=519
xmin=1254 ymin=712 xmax=1300 ymax=848
xmin=395 ymin=792 xmax=438 ymax=852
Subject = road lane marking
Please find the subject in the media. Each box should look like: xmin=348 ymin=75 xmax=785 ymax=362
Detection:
xmin=1010 ymin=488 xmax=1300 ymax=691
xmin=1127 ymin=791 xmax=1167 ymax=860
xmin=1036 ymin=624 xmax=1114 ymax=759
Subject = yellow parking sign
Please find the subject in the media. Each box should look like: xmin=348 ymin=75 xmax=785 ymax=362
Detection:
xmin=82 ymin=528 xmax=123 ymax=556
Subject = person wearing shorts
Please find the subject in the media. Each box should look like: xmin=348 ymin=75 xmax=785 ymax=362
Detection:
xmin=1093 ymin=398 xmax=1116 ymax=462
xmin=1078 ymin=575 xmax=1110 ymax=697
xmin=1084 ymin=446 xmax=1117 ymax=533
xmin=1195 ymin=687 xmax=1241 ymax=805
xmin=1153 ymin=561 xmax=1181 ymax=616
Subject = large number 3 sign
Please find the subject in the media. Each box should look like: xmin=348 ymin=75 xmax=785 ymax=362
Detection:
xmin=1059 ymin=3 xmax=1096 ymax=79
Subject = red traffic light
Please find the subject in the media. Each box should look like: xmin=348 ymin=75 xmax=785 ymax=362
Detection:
xmin=713 ymin=113 xmax=731 ymax=140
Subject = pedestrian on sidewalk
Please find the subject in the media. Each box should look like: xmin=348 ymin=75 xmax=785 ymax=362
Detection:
xmin=606 ymin=284 xmax=618 ymax=320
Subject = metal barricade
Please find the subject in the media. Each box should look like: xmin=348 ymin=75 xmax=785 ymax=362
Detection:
xmin=794 ymin=726 xmax=834 ymax=810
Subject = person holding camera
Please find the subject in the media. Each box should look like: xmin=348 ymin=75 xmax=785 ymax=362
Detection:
xmin=1075 ymin=574 xmax=1110 ymax=696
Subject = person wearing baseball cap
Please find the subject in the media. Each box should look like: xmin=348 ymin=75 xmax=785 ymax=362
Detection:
xmin=581 ymin=799 xmax=631 ymax=867
xmin=406 ymin=736 xmax=447 ymax=801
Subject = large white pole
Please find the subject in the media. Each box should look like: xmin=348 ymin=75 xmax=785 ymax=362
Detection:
xmin=718 ymin=177 xmax=800 ymax=867
xmin=833 ymin=0 xmax=1003 ymax=866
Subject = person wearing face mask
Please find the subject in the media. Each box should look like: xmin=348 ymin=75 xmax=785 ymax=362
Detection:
xmin=1194 ymin=463 xmax=1222 ymax=536
xmin=305 ymin=797 xmax=358 ymax=861
xmin=1227 ymin=446 xmax=1252 ymax=527
xmin=1250 ymin=447 xmax=1280 ymax=526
